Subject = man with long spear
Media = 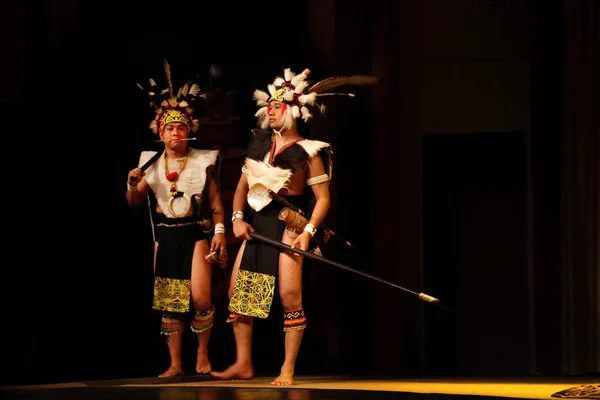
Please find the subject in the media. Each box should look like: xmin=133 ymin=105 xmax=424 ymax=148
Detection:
xmin=211 ymin=67 xmax=376 ymax=385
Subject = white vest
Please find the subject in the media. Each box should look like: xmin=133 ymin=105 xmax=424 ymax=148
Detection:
xmin=139 ymin=148 xmax=219 ymax=218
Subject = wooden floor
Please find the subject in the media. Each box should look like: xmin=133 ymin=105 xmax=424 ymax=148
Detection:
xmin=2 ymin=375 xmax=598 ymax=400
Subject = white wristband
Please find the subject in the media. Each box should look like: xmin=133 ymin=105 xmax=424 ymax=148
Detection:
xmin=304 ymin=223 xmax=316 ymax=237
xmin=127 ymin=182 xmax=138 ymax=192
xmin=232 ymin=211 xmax=244 ymax=222
xmin=214 ymin=223 xmax=225 ymax=234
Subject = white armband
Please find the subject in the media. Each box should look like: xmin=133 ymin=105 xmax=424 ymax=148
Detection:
xmin=231 ymin=211 xmax=244 ymax=222
xmin=214 ymin=223 xmax=225 ymax=234
xmin=306 ymin=174 xmax=330 ymax=186
xmin=304 ymin=223 xmax=317 ymax=237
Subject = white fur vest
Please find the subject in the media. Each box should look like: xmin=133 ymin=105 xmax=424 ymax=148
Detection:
xmin=139 ymin=148 xmax=219 ymax=218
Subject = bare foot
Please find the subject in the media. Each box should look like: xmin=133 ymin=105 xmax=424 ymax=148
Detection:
xmin=196 ymin=353 xmax=212 ymax=374
xmin=271 ymin=368 xmax=295 ymax=386
xmin=210 ymin=362 xmax=255 ymax=380
xmin=159 ymin=366 xmax=184 ymax=378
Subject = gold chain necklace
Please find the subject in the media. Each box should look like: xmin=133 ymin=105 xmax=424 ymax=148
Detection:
xmin=164 ymin=150 xmax=188 ymax=197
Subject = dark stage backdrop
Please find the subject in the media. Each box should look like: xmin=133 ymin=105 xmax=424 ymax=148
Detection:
xmin=422 ymin=132 xmax=528 ymax=376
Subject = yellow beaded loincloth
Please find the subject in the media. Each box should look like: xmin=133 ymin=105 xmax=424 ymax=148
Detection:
xmin=228 ymin=269 xmax=276 ymax=319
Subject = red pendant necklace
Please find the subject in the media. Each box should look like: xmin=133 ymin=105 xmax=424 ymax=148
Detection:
xmin=164 ymin=151 xmax=188 ymax=197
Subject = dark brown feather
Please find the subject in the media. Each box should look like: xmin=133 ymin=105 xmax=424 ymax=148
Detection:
xmin=307 ymin=75 xmax=378 ymax=94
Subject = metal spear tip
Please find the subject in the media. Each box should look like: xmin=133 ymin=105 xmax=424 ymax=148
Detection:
xmin=433 ymin=301 xmax=455 ymax=313
xmin=418 ymin=292 xmax=455 ymax=312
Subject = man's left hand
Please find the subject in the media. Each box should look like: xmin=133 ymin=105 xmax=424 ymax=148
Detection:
xmin=291 ymin=231 xmax=311 ymax=252
xmin=211 ymin=232 xmax=227 ymax=255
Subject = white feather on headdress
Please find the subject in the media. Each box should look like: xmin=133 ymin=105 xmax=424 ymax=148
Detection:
xmin=189 ymin=83 xmax=201 ymax=97
xmin=255 ymin=106 xmax=269 ymax=129
xmin=284 ymin=91 xmax=295 ymax=102
xmin=283 ymin=68 xmax=292 ymax=82
xmin=300 ymin=106 xmax=312 ymax=122
xmin=292 ymin=106 xmax=300 ymax=119
xmin=181 ymin=83 xmax=189 ymax=97
xmin=291 ymin=69 xmax=310 ymax=86
xmin=298 ymin=92 xmax=317 ymax=106
xmin=294 ymin=80 xmax=309 ymax=94
xmin=253 ymin=89 xmax=270 ymax=103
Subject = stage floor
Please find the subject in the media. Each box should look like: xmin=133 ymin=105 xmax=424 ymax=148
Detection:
xmin=2 ymin=375 xmax=598 ymax=400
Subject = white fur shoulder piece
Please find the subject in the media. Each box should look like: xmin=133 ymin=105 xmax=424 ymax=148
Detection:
xmin=138 ymin=150 xmax=162 ymax=168
xmin=297 ymin=139 xmax=332 ymax=158
xmin=244 ymin=158 xmax=293 ymax=194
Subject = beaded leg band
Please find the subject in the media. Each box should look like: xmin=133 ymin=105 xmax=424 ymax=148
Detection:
xmin=226 ymin=312 xmax=252 ymax=323
xmin=191 ymin=304 xmax=215 ymax=333
xmin=161 ymin=312 xmax=184 ymax=336
xmin=283 ymin=308 xmax=307 ymax=332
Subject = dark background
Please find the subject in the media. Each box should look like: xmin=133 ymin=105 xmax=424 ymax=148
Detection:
xmin=6 ymin=0 xmax=599 ymax=386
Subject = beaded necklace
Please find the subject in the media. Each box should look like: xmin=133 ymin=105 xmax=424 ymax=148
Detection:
xmin=164 ymin=150 xmax=188 ymax=197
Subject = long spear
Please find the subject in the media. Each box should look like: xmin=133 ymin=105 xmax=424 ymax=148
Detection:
xmin=248 ymin=232 xmax=455 ymax=312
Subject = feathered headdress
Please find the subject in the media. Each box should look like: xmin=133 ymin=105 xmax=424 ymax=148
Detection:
xmin=136 ymin=59 xmax=207 ymax=134
xmin=253 ymin=68 xmax=377 ymax=131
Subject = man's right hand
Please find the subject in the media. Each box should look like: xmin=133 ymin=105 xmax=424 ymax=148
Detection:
xmin=128 ymin=168 xmax=144 ymax=186
xmin=233 ymin=219 xmax=254 ymax=241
